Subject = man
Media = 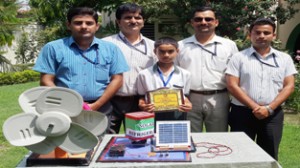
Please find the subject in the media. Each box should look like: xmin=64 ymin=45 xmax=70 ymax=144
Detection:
xmin=33 ymin=7 xmax=129 ymax=119
xmin=102 ymin=3 xmax=156 ymax=133
xmin=176 ymin=6 xmax=238 ymax=132
xmin=225 ymin=18 xmax=297 ymax=160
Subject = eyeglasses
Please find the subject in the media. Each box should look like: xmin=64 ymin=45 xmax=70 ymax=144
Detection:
xmin=193 ymin=17 xmax=215 ymax=22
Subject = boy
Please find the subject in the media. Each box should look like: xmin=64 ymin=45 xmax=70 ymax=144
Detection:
xmin=137 ymin=37 xmax=192 ymax=121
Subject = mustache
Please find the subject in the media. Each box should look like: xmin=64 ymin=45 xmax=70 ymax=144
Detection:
xmin=128 ymin=23 xmax=139 ymax=26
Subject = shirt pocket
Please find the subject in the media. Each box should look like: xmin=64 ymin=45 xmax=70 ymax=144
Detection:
xmin=210 ymin=56 xmax=228 ymax=73
xmin=95 ymin=62 xmax=110 ymax=82
xmin=271 ymin=68 xmax=284 ymax=90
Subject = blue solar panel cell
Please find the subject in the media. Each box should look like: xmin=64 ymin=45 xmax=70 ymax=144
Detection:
xmin=156 ymin=121 xmax=191 ymax=147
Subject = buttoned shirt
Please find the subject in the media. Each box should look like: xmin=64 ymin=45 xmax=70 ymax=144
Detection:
xmin=225 ymin=46 xmax=297 ymax=106
xmin=102 ymin=32 xmax=156 ymax=96
xmin=136 ymin=63 xmax=191 ymax=96
xmin=33 ymin=36 xmax=129 ymax=101
xmin=176 ymin=35 xmax=238 ymax=91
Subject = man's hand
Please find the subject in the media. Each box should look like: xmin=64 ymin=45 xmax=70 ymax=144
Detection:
xmin=252 ymin=106 xmax=269 ymax=120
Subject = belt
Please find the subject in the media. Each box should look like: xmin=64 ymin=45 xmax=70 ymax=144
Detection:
xmin=190 ymin=89 xmax=227 ymax=95
xmin=113 ymin=95 xmax=138 ymax=101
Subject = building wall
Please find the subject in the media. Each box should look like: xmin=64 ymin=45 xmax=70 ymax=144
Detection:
xmin=277 ymin=2 xmax=300 ymax=54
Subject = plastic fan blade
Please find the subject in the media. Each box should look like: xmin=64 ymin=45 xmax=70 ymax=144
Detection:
xmin=54 ymin=123 xmax=99 ymax=154
xmin=35 ymin=87 xmax=83 ymax=117
xmin=2 ymin=113 xmax=46 ymax=146
xmin=25 ymin=137 xmax=60 ymax=154
xmin=35 ymin=111 xmax=71 ymax=137
xmin=71 ymin=110 xmax=108 ymax=136
xmin=18 ymin=87 xmax=48 ymax=113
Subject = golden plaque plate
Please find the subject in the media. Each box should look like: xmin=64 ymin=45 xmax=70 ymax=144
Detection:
xmin=146 ymin=87 xmax=184 ymax=112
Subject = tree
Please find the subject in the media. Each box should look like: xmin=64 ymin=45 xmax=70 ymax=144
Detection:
xmin=30 ymin=0 xmax=300 ymax=41
xmin=15 ymin=29 xmax=38 ymax=64
xmin=0 ymin=0 xmax=19 ymax=72
xmin=0 ymin=0 xmax=19 ymax=46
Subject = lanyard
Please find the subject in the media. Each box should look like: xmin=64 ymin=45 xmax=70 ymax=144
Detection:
xmin=197 ymin=42 xmax=218 ymax=56
xmin=253 ymin=53 xmax=279 ymax=68
xmin=118 ymin=34 xmax=147 ymax=55
xmin=79 ymin=49 xmax=99 ymax=65
xmin=157 ymin=67 xmax=175 ymax=87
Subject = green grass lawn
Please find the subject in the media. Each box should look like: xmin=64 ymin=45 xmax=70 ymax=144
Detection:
xmin=0 ymin=82 xmax=299 ymax=167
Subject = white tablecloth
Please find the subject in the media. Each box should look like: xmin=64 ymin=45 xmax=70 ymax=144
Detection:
xmin=17 ymin=132 xmax=281 ymax=168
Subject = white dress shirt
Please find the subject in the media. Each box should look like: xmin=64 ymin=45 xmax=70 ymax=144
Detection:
xmin=137 ymin=63 xmax=191 ymax=95
xmin=176 ymin=35 xmax=238 ymax=91
xmin=102 ymin=32 xmax=156 ymax=96
xmin=226 ymin=46 xmax=297 ymax=106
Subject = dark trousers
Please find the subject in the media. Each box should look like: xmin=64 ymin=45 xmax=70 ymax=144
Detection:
xmin=110 ymin=95 xmax=140 ymax=134
xmin=229 ymin=104 xmax=284 ymax=160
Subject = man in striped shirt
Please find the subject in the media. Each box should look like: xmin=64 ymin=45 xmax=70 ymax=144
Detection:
xmin=226 ymin=18 xmax=297 ymax=160
xmin=102 ymin=3 xmax=156 ymax=133
xmin=33 ymin=7 xmax=129 ymax=120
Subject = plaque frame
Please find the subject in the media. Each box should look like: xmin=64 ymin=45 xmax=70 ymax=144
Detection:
xmin=146 ymin=87 xmax=184 ymax=112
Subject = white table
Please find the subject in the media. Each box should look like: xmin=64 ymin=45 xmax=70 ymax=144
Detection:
xmin=17 ymin=132 xmax=282 ymax=168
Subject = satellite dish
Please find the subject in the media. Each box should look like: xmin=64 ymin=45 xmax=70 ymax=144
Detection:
xmin=2 ymin=87 xmax=108 ymax=154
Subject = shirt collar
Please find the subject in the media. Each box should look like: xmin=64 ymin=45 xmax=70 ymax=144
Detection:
xmin=118 ymin=31 xmax=145 ymax=45
xmin=184 ymin=34 xmax=222 ymax=45
xmin=152 ymin=62 xmax=180 ymax=74
xmin=68 ymin=36 xmax=99 ymax=50
xmin=249 ymin=46 xmax=278 ymax=58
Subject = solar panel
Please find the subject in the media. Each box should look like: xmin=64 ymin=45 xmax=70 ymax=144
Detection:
xmin=156 ymin=121 xmax=191 ymax=147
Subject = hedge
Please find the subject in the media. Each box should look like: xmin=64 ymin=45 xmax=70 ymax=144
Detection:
xmin=0 ymin=70 xmax=40 ymax=86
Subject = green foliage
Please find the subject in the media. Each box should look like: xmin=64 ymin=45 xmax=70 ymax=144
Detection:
xmin=0 ymin=0 xmax=19 ymax=46
xmin=279 ymin=124 xmax=300 ymax=167
xmin=98 ymin=21 xmax=119 ymax=38
xmin=29 ymin=0 xmax=300 ymax=43
xmin=36 ymin=25 xmax=68 ymax=48
xmin=285 ymin=64 xmax=300 ymax=112
xmin=234 ymin=38 xmax=251 ymax=51
xmin=0 ymin=70 xmax=40 ymax=86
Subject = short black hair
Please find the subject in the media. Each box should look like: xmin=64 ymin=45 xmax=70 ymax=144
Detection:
xmin=249 ymin=18 xmax=276 ymax=33
xmin=67 ymin=7 xmax=98 ymax=23
xmin=115 ymin=3 xmax=144 ymax=20
xmin=190 ymin=6 xmax=217 ymax=19
xmin=154 ymin=37 xmax=178 ymax=49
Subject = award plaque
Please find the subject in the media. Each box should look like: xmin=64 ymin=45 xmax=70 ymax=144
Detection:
xmin=146 ymin=87 xmax=184 ymax=112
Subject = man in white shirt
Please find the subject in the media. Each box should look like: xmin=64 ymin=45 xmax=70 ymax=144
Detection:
xmin=176 ymin=6 xmax=238 ymax=132
xmin=102 ymin=3 xmax=156 ymax=133
xmin=226 ymin=18 xmax=297 ymax=160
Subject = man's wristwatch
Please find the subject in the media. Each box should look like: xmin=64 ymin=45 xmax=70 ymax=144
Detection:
xmin=265 ymin=105 xmax=274 ymax=116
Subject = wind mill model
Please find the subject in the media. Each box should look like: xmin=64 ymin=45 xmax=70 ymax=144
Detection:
xmin=2 ymin=86 xmax=108 ymax=156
